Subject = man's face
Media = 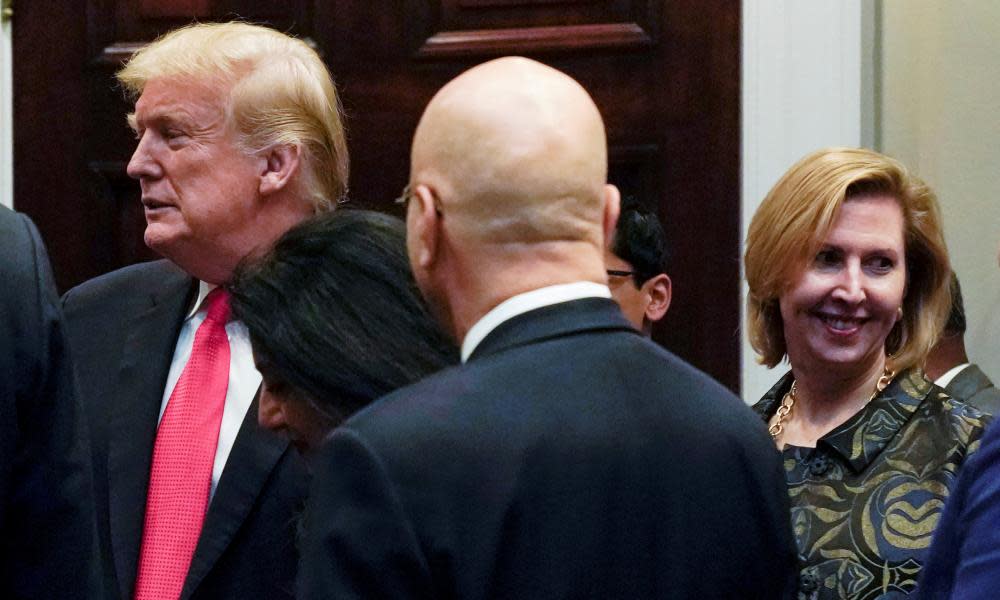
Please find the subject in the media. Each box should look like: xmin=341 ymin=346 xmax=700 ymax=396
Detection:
xmin=605 ymin=248 xmax=672 ymax=335
xmin=127 ymin=77 xmax=267 ymax=283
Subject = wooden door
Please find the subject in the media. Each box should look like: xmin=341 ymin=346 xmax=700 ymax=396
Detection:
xmin=13 ymin=1 xmax=742 ymax=391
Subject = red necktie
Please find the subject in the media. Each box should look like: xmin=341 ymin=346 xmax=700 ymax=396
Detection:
xmin=134 ymin=288 xmax=231 ymax=600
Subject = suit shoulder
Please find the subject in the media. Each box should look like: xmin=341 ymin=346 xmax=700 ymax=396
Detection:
xmin=615 ymin=335 xmax=745 ymax=410
xmin=0 ymin=208 xmax=46 ymax=277
xmin=610 ymin=336 xmax=778 ymax=449
xmin=348 ymin=334 xmax=762 ymax=448
xmin=0 ymin=205 xmax=33 ymax=241
xmin=969 ymin=386 xmax=1000 ymax=417
xmin=347 ymin=364 xmax=466 ymax=424
xmin=64 ymin=260 xmax=185 ymax=306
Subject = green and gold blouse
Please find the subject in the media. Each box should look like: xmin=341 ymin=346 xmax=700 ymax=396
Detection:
xmin=753 ymin=368 xmax=991 ymax=599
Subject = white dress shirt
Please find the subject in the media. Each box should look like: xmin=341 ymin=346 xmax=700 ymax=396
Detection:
xmin=460 ymin=281 xmax=612 ymax=362
xmin=158 ymin=281 xmax=261 ymax=499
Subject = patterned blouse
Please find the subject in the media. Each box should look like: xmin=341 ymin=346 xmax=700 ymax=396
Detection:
xmin=753 ymin=368 xmax=991 ymax=599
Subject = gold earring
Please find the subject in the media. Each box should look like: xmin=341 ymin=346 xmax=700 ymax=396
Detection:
xmin=897 ymin=306 xmax=904 ymax=320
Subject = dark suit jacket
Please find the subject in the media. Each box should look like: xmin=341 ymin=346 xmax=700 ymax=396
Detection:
xmin=0 ymin=206 xmax=101 ymax=598
xmin=300 ymin=297 xmax=797 ymax=599
xmin=944 ymin=364 xmax=1000 ymax=416
xmin=63 ymin=259 xmax=310 ymax=600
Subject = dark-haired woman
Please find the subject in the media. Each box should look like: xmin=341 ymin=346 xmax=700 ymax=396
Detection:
xmin=229 ymin=209 xmax=458 ymax=454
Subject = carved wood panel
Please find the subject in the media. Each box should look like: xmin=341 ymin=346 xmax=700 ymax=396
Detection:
xmin=411 ymin=0 xmax=657 ymax=57
xmin=15 ymin=0 xmax=744 ymax=391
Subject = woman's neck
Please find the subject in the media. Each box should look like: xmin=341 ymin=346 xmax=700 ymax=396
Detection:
xmin=778 ymin=355 xmax=887 ymax=448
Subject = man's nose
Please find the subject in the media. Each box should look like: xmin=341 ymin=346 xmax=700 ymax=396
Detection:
xmin=126 ymin=132 xmax=162 ymax=181
xmin=258 ymin=388 xmax=287 ymax=432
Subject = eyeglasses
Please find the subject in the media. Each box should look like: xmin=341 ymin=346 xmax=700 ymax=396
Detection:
xmin=606 ymin=269 xmax=635 ymax=278
xmin=393 ymin=184 xmax=415 ymax=206
xmin=394 ymin=183 xmax=443 ymax=216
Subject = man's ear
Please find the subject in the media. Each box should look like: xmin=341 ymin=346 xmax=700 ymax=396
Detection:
xmin=602 ymin=184 xmax=621 ymax=248
xmin=259 ymin=144 xmax=302 ymax=197
xmin=643 ymin=273 xmax=672 ymax=323
xmin=411 ymin=184 xmax=441 ymax=270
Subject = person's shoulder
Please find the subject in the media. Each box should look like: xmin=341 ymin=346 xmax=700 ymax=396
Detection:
xmin=622 ymin=336 xmax=750 ymax=412
xmin=344 ymin=363 xmax=470 ymax=430
xmin=328 ymin=363 xmax=477 ymax=469
xmin=924 ymin=376 xmax=990 ymax=421
xmin=0 ymin=208 xmax=45 ymax=274
xmin=920 ymin=377 xmax=993 ymax=450
xmin=0 ymin=204 xmax=30 ymax=235
xmin=963 ymin=367 xmax=1000 ymax=415
xmin=63 ymin=259 xmax=186 ymax=306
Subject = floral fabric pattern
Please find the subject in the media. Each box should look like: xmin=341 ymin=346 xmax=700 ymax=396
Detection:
xmin=753 ymin=368 xmax=990 ymax=599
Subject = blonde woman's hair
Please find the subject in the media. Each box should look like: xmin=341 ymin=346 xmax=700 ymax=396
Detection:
xmin=118 ymin=21 xmax=348 ymax=211
xmin=744 ymin=147 xmax=950 ymax=372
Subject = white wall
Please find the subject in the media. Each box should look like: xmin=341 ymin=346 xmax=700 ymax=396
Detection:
xmin=1 ymin=15 xmax=12 ymax=209
xmin=879 ymin=1 xmax=1000 ymax=386
xmin=740 ymin=1 xmax=869 ymax=402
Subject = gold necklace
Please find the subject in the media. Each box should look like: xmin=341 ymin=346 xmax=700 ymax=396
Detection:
xmin=768 ymin=367 xmax=895 ymax=440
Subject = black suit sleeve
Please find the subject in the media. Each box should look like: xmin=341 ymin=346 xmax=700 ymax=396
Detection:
xmin=0 ymin=210 xmax=101 ymax=599
xmin=299 ymin=427 xmax=434 ymax=600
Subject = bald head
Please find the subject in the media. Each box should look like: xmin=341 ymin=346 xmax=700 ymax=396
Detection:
xmin=411 ymin=57 xmax=610 ymax=245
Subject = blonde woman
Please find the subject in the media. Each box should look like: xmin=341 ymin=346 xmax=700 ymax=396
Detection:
xmin=744 ymin=147 xmax=990 ymax=598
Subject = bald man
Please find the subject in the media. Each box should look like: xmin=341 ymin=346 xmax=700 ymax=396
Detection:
xmin=299 ymin=58 xmax=797 ymax=599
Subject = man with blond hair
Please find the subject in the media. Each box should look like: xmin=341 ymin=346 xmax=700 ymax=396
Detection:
xmin=62 ymin=22 xmax=347 ymax=600
xmin=300 ymin=57 xmax=796 ymax=599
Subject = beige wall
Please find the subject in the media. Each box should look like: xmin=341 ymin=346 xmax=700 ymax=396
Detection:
xmin=880 ymin=1 xmax=1000 ymax=385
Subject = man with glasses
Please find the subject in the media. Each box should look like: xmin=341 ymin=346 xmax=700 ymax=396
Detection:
xmin=605 ymin=195 xmax=672 ymax=336
xmin=300 ymin=56 xmax=797 ymax=600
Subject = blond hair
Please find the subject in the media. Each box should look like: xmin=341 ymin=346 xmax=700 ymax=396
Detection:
xmin=744 ymin=147 xmax=950 ymax=371
xmin=118 ymin=21 xmax=348 ymax=211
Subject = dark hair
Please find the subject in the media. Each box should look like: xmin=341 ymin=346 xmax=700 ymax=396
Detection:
xmin=229 ymin=210 xmax=459 ymax=424
xmin=944 ymin=273 xmax=966 ymax=336
xmin=610 ymin=195 xmax=669 ymax=287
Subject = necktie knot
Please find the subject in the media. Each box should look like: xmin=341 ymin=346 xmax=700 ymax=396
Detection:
xmin=203 ymin=288 xmax=231 ymax=326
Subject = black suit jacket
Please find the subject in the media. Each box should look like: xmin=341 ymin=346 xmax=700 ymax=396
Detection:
xmin=300 ymin=298 xmax=797 ymax=599
xmin=63 ymin=259 xmax=310 ymax=600
xmin=945 ymin=363 xmax=1000 ymax=416
xmin=0 ymin=206 xmax=101 ymax=598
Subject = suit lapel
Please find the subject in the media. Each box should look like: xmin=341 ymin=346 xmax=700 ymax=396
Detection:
xmin=469 ymin=297 xmax=638 ymax=362
xmin=107 ymin=266 xmax=195 ymax=600
xmin=181 ymin=393 xmax=292 ymax=600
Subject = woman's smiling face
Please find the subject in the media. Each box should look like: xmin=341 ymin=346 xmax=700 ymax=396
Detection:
xmin=779 ymin=194 xmax=907 ymax=376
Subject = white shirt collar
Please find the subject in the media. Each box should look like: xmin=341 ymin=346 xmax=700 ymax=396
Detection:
xmin=460 ymin=281 xmax=611 ymax=362
xmin=935 ymin=362 xmax=971 ymax=388
xmin=185 ymin=281 xmax=219 ymax=320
